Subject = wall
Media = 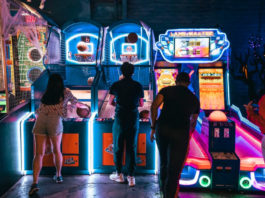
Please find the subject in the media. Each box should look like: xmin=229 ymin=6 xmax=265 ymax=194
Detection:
xmin=0 ymin=103 xmax=30 ymax=196
xmin=126 ymin=0 xmax=265 ymax=110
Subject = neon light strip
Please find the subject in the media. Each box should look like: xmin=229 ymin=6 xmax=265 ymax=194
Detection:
xmin=179 ymin=170 xmax=200 ymax=185
xmin=19 ymin=112 xmax=33 ymax=175
xmin=230 ymin=105 xmax=261 ymax=132
xmin=110 ymin=34 xmax=150 ymax=65
xmin=236 ymin=124 xmax=261 ymax=150
xmin=155 ymin=144 xmax=159 ymax=174
xmin=227 ymin=72 xmax=230 ymax=106
xmin=157 ymin=28 xmax=230 ymax=63
xmin=65 ymin=33 xmax=98 ymax=65
xmin=250 ymin=171 xmax=265 ymax=191
xmin=88 ymin=112 xmax=97 ymax=174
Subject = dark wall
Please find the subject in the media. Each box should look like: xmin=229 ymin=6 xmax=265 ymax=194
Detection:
xmin=0 ymin=103 xmax=30 ymax=196
xmin=126 ymin=0 xmax=265 ymax=111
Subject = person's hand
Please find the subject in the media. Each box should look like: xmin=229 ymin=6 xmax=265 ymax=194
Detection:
xmin=244 ymin=101 xmax=254 ymax=112
xmin=150 ymin=129 xmax=156 ymax=142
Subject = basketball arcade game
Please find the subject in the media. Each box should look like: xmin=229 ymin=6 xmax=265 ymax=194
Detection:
xmin=22 ymin=21 xmax=103 ymax=174
xmin=92 ymin=20 xmax=156 ymax=174
xmin=155 ymin=29 xmax=235 ymax=189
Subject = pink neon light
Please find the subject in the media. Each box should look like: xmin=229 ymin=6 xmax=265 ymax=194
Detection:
xmin=189 ymin=70 xmax=194 ymax=78
xmin=234 ymin=120 xmax=265 ymax=171
xmin=185 ymin=134 xmax=211 ymax=170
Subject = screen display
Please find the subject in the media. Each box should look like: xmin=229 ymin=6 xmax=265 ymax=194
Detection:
xmin=199 ymin=68 xmax=225 ymax=110
xmin=122 ymin=43 xmax=137 ymax=55
xmin=174 ymin=37 xmax=210 ymax=58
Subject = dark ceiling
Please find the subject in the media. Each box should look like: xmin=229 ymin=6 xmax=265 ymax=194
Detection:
xmin=18 ymin=0 xmax=124 ymax=27
xmin=18 ymin=0 xmax=93 ymax=27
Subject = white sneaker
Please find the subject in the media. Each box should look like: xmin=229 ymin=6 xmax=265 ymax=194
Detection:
xmin=109 ymin=172 xmax=125 ymax=183
xmin=127 ymin=176 xmax=136 ymax=187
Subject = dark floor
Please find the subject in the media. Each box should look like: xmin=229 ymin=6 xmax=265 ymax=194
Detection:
xmin=1 ymin=175 xmax=265 ymax=198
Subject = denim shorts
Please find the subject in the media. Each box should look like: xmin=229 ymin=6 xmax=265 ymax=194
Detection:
xmin=32 ymin=112 xmax=63 ymax=136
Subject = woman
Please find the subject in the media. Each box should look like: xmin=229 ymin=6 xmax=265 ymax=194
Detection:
xmin=29 ymin=74 xmax=78 ymax=195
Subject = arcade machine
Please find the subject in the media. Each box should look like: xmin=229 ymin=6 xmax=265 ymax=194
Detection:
xmin=21 ymin=21 xmax=103 ymax=174
xmin=93 ymin=20 xmax=156 ymax=174
xmin=0 ymin=32 xmax=7 ymax=117
xmin=155 ymin=29 xmax=237 ymax=189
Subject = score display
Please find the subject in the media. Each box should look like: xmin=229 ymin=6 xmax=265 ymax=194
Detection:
xmin=198 ymin=68 xmax=225 ymax=110
xmin=156 ymin=29 xmax=230 ymax=63
xmin=174 ymin=37 xmax=210 ymax=58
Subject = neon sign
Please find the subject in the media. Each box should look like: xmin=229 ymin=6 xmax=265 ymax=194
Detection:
xmin=156 ymin=29 xmax=230 ymax=63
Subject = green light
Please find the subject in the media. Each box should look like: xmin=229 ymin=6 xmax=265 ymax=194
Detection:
xmin=240 ymin=177 xmax=252 ymax=189
xmin=199 ymin=176 xmax=211 ymax=188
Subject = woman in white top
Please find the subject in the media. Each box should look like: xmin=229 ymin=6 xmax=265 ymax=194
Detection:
xmin=29 ymin=73 xmax=78 ymax=195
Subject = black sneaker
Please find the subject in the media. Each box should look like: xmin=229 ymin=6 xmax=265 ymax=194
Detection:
xmin=53 ymin=175 xmax=63 ymax=183
xmin=28 ymin=183 xmax=39 ymax=196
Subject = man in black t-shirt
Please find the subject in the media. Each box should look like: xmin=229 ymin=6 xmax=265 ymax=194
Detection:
xmin=109 ymin=62 xmax=144 ymax=187
xmin=150 ymin=72 xmax=200 ymax=198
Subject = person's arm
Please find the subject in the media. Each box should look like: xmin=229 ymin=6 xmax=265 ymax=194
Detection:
xmin=65 ymin=88 xmax=78 ymax=105
xmin=150 ymin=94 xmax=164 ymax=142
xmin=109 ymin=94 xmax=116 ymax=107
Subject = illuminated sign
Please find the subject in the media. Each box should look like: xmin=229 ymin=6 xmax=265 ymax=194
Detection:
xmin=122 ymin=43 xmax=137 ymax=55
xmin=110 ymin=34 xmax=150 ymax=65
xmin=199 ymin=68 xmax=225 ymax=110
xmin=156 ymin=29 xmax=230 ymax=63
xmin=174 ymin=37 xmax=210 ymax=58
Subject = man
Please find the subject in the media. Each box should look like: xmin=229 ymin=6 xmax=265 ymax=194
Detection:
xmin=150 ymin=72 xmax=200 ymax=198
xmin=109 ymin=62 xmax=144 ymax=187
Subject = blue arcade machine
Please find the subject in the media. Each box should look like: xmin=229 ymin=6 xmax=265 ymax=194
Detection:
xmin=21 ymin=21 xmax=103 ymax=175
xmin=92 ymin=20 xmax=156 ymax=174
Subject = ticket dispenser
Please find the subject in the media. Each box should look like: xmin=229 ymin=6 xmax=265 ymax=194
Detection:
xmin=201 ymin=115 xmax=240 ymax=190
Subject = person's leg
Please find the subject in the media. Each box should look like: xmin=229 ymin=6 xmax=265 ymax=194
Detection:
xmin=50 ymin=133 xmax=63 ymax=177
xmin=125 ymin=119 xmax=139 ymax=177
xmin=164 ymin=130 xmax=189 ymax=198
xmin=113 ymin=119 xmax=125 ymax=174
xmin=155 ymin=126 xmax=169 ymax=195
xmin=32 ymin=134 xmax=47 ymax=184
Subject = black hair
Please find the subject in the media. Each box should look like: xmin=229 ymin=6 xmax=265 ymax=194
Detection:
xmin=121 ymin=62 xmax=134 ymax=78
xmin=176 ymin=72 xmax=190 ymax=83
xmin=41 ymin=73 xmax=65 ymax=105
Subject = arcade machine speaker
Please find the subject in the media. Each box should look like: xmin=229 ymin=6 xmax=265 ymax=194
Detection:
xmin=201 ymin=111 xmax=240 ymax=190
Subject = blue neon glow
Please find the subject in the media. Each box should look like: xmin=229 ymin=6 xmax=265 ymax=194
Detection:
xmin=230 ymin=105 xmax=261 ymax=133
xmin=110 ymin=34 xmax=149 ymax=65
xmin=156 ymin=28 xmax=230 ymax=63
xmin=66 ymin=33 xmax=98 ymax=65
xmin=19 ymin=112 xmax=33 ymax=175
xmin=155 ymin=144 xmax=159 ymax=174
xmin=179 ymin=170 xmax=200 ymax=185
xmin=88 ymin=112 xmax=97 ymax=174
xmin=227 ymin=72 xmax=231 ymax=106
xmin=121 ymin=43 xmax=137 ymax=55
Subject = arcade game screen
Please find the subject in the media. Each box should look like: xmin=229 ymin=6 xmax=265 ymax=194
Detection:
xmin=174 ymin=37 xmax=210 ymax=58
xmin=155 ymin=69 xmax=178 ymax=92
xmin=198 ymin=68 xmax=225 ymax=110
